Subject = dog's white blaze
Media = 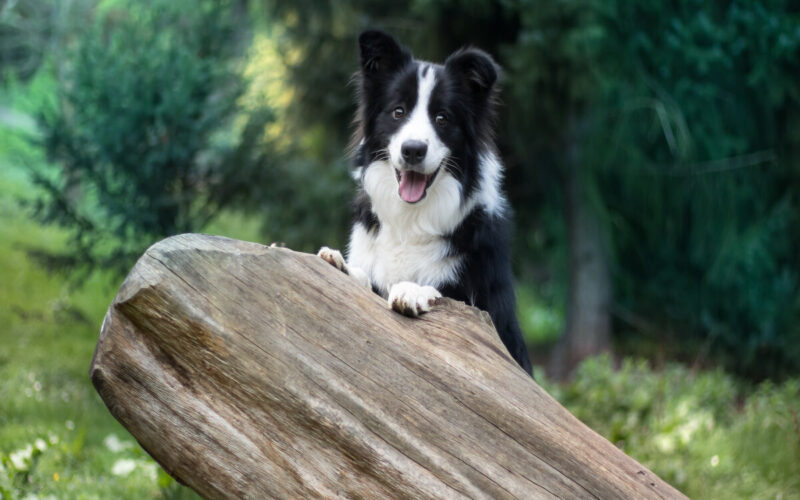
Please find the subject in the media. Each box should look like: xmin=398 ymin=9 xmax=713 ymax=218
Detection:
xmin=387 ymin=64 xmax=450 ymax=175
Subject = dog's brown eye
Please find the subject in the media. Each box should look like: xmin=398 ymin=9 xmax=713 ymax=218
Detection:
xmin=392 ymin=107 xmax=405 ymax=119
xmin=435 ymin=113 xmax=447 ymax=126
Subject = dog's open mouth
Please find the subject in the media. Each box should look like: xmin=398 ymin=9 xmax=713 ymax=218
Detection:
xmin=395 ymin=168 xmax=439 ymax=203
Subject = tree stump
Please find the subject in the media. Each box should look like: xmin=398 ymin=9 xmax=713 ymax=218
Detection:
xmin=90 ymin=233 xmax=686 ymax=499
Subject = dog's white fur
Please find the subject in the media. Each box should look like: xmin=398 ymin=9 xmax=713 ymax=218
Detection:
xmin=387 ymin=65 xmax=450 ymax=176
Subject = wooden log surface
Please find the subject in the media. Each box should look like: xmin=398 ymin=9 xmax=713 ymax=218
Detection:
xmin=90 ymin=233 xmax=686 ymax=499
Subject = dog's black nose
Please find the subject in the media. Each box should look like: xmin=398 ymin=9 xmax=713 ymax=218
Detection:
xmin=401 ymin=140 xmax=427 ymax=165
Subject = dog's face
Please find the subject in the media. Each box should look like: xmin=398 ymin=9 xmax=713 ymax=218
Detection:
xmin=356 ymin=30 xmax=498 ymax=205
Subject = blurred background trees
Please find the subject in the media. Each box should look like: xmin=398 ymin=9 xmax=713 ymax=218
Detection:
xmin=3 ymin=0 xmax=799 ymax=380
xmin=260 ymin=0 xmax=800 ymax=380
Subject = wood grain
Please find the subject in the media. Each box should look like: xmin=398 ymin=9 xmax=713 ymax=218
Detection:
xmin=90 ymin=233 xmax=687 ymax=499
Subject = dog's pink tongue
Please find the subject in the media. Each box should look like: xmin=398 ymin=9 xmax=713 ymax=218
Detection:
xmin=399 ymin=170 xmax=427 ymax=203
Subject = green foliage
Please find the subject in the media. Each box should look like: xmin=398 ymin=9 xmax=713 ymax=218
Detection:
xmin=0 ymin=0 xmax=97 ymax=80
xmin=501 ymin=1 xmax=800 ymax=378
xmin=542 ymin=355 xmax=800 ymax=498
xmin=32 ymin=0 xmax=273 ymax=275
xmin=262 ymin=0 xmax=800 ymax=378
xmin=516 ymin=284 xmax=563 ymax=344
xmin=257 ymin=156 xmax=353 ymax=251
xmin=570 ymin=1 xmax=800 ymax=379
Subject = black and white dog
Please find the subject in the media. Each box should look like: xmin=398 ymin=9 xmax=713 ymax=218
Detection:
xmin=319 ymin=30 xmax=531 ymax=374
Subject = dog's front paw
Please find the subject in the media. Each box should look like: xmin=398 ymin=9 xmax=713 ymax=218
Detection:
xmin=318 ymin=246 xmax=347 ymax=273
xmin=388 ymin=282 xmax=442 ymax=317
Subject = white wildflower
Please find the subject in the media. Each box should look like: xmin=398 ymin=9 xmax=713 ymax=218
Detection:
xmin=111 ymin=458 xmax=137 ymax=476
xmin=9 ymin=444 xmax=33 ymax=470
xmin=140 ymin=461 xmax=158 ymax=481
xmin=34 ymin=438 xmax=47 ymax=452
xmin=104 ymin=434 xmax=132 ymax=453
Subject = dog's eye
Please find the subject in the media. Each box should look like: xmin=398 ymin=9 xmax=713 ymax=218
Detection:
xmin=435 ymin=113 xmax=447 ymax=127
xmin=392 ymin=107 xmax=405 ymax=119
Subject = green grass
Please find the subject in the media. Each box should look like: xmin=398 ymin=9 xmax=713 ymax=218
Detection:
xmin=0 ymin=91 xmax=201 ymax=497
xmin=540 ymin=357 xmax=800 ymax=499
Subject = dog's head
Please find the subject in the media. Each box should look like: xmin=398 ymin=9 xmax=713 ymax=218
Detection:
xmin=355 ymin=30 xmax=499 ymax=205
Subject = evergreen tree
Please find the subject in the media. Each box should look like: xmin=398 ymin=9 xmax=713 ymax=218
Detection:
xmin=34 ymin=0 xmax=274 ymax=275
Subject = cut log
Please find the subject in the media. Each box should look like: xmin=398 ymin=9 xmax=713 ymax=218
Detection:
xmin=90 ymin=233 xmax=686 ymax=499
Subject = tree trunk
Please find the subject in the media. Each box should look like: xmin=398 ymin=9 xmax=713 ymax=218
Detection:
xmin=90 ymin=233 xmax=682 ymax=499
xmin=550 ymin=120 xmax=612 ymax=380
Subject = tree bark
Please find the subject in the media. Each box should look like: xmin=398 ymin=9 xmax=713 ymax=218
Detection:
xmin=550 ymin=119 xmax=613 ymax=380
xmin=90 ymin=233 xmax=683 ymax=499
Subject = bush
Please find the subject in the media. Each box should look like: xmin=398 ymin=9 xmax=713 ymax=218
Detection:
xmin=32 ymin=0 xmax=273 ymax=276
xmin=541 ymin=355 xmax=800 ymax=498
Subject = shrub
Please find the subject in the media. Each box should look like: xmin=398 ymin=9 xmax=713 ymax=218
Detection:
xmin=541 ymin=355 xmax=800 ymax=497
xmin=32 ymin=0 xmax=272 ymax=276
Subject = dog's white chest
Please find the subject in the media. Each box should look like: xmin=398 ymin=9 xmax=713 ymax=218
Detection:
xmin=347 ymin=224 xmax=460 ymax=296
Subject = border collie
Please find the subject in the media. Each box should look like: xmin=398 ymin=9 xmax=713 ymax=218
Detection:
xmin=319 ymin=30 xmax=531 ymax=374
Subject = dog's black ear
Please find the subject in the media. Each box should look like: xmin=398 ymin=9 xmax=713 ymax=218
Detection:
xmin=359 ymin=30 xmax=411 ymax=75
xmin=444 ymin=48 xmax=498 ymax=97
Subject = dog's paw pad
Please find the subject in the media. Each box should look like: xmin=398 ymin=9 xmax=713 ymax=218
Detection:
xmin=317 ymin=247 xmax=347 ymax=272
xmin=388 ymin=282 xmax=442 ymax=317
